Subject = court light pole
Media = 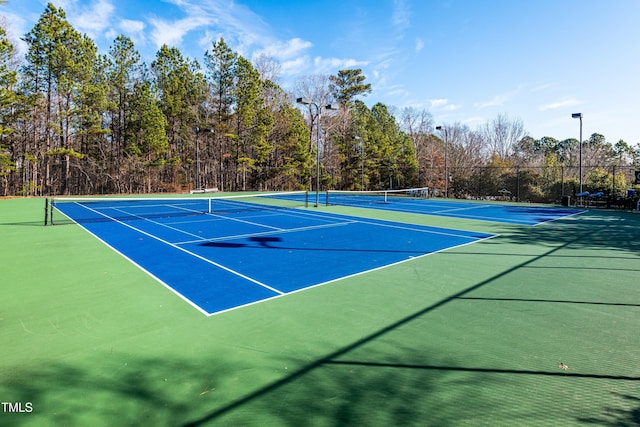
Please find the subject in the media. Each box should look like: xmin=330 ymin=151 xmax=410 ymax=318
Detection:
xmin=354 ymin=135 xmax=364 ymax=190
xmin=436 ymin=126 xmax=448 ymax=198
xmin=296 ymin=97 xmax=337 ymax=207
xmin=571 ymin=113 xmax=583 ymax=194
xmin=192 ymin=126 xmax=201 ymax=190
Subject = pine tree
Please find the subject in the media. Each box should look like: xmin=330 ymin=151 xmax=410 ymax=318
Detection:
xmin=151 ymin=44 xmax=206 ymax=189
xmin=22 ymin=3 xmax=94 ymax=194
xmin=329 ymin=68 xmax=371 ymax=108
xmin=204 ymin=38 xmax=237 ymax=189
xmin=0 ymin=24 xmax=16 ymax=195
xmin=106 ymin=35 xmax=147 ymax=192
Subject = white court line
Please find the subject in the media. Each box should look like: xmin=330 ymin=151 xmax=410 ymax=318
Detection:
xmin=71 ymin=202 xmax=285 ymax=296
xmin=102 ymin=202 xmax=293 ymax=242
xmin=105 ymin=206 xmax=208 ymax=240
xmin=351 ymin=217 xmax=488 ymax=239
xmin=64 ymin=201 xmax=498 ymax=316
xmin=56 ymin=205 xmax=210 ymax=316
xmin=352 ymin=203 xmax=537 ymax=225
xmin=248 ymin=206 xmax=491 ymax=239
xmin=532 ymin=209 xmax=586 ymax=226
xmin=205 ymin=233 xmax=498 ymax=317
xmin=175 ymin=220 xmax=357 ymax=245
xmin=285 ymin=206 xmax=493 ymax=238
xmin=205 ymin=210 xmax=286 ymax=231
xmin=210 ymin=205 xmax=346 ymax=225
xmin=378 ymin=201 xmax=582 ymax=225
xmin=432 ymin=204 xmax=493 ymax=214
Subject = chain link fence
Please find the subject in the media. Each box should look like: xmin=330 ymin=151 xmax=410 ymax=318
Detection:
xmin=422 ymin=165 xmax=639 ymax=206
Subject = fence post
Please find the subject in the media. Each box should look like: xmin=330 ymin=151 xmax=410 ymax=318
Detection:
xmin=612 ymin=165 xmax=616 ymax=197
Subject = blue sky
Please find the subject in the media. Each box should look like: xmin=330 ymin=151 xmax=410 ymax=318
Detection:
xmin=3 ymin=0 xmax=640 ymax=144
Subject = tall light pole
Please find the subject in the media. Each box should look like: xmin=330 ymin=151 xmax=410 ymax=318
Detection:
xmin=192 ymin=126 xmax=201 ymax=191
xmin=436 ymin=125 xmax=448 ymax=198
xmin=296 ymin=97 xmax=337 ymax=207
xmin=571 ymin=113 xmax=583 ymax=195
xmin=354 ymin=135 xmax=364 ymax=190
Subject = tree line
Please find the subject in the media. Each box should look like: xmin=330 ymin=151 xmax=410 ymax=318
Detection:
xmin=0 ymin=3 xmax=639 ymax=201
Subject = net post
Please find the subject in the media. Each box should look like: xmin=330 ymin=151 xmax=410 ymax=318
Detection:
xmin=44 ymin=198 xmax=49 ymax=226
xmin=305 ymin=191 xmax=309 ymax=208
xmin=50 ymin=198 xmax=55 ymax=225
xmin=325 ymin=190 xmax=329 ymax=206
xmin=208 ymin=197 xmax=212 ymax=214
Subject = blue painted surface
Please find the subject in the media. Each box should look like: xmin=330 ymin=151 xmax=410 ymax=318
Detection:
xmin=54 ymin=199 xmax=494 ymax=315
xmin=321 ymin=193 xmax=585 ymax=225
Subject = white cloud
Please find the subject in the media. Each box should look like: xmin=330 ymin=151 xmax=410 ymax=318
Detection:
xmin=119 ymin=19 xmax=145 ymax=35
xmin=392 ymin=0 xmax=410 ymax=32
xmin=73 ymin=0 xmax=114 ymax=36
xmin=462 ymin=116 xmax=486 ymax=127
xmin=109 ymin=19 xmax=146 ymax=45
xmin=475 ymin=94 xmax=508 ymax=108
xmin=50 ymin=0 xmax=78 ymax=11
xmin=539 ymin=98 xmax=581 ymax=111
xmin=280 ymin=57 xmax=310 ymax=76
xmin=0 ymin=12 xmax=28 ymax=55
xmin=254 ymin=38 xmax=312 ymax=61
xmin=530 ymin=82 xmax=553 ymax=92
xmin=278 ymin=38 xmax=312 ymax=58
xmin=189 ymin=0 xmax=270 ymax=51
xmin=197 ymin=30 xmax=223 ymax=53
xmin=387 ymin=87 xmax=409 ymax=97
xmin=415 ymin=37 xmax=424 ymax=52
xmin=429 ymin=98 xmax=460 ymax=112
xmin=376 ymin=58 xmax=394 ymax=70
xmin=429 ymin=98 xmax=448 ymax=108
xmin=313 ymin=56 xmax=368 ymax=73
xmin=137 ymin=0 xmax=274 ymax=54
xmin=149 ymin=14 xmax=210 ymax=48
xmin=474 ymin=86 xmax=522 ymax=109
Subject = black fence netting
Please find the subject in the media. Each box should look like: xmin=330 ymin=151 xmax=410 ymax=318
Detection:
xmin=420 ymin=165 xmax=639 ymax=206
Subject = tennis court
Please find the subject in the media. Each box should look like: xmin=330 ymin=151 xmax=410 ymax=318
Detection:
xmin=49 ymin=193 xmax=494 ymax=315
xmin=323 ymin=189 xmax=585 ymax=225
xmin=2 ymin=195 xmax=639 ymax=426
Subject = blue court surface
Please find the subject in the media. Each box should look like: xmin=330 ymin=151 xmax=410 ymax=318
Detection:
xmin=322 ymin=192 xmax=585 ymax=225
xmin=53 ymin=197 xmax=494 ymax=316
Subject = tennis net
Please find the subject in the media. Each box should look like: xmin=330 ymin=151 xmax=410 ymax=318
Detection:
xmin=325 ymin=187 xmax=430 ymax=207
xmin=45 ymin=191 xmax=309 ymax=225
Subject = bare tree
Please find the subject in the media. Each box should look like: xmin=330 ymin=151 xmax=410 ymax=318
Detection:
xmin=482 ymin=113 xmax=527 ymax=160
xmin=399 ymin=107 xmax=434 ymax=187
xmin=253 ymin=53 xmax=281 ymax=83
xmin=291 ymin=74 xmax=334 ymax=150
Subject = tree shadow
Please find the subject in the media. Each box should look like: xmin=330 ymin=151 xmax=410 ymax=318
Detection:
xmin=577 ymin=393 xmax=640 ymax=426
xmin=3 ymin=209 xmax=638 ymax=426
xmin=495 ymin=211 xmax=640 ymax=254
xmin=0 ymin=221 xmax=46 ymax=227
xmin=1 ymin=354 xmax=212 ymax=426
xmin=179 ymin=212 xmax=640 ymax=426
xmin=457 ymin=296 xmax=640 ymax=308
xmin=199 ymin=235 xmax=442 ymax=255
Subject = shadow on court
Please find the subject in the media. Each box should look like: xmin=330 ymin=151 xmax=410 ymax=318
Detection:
xmin=3 ymin=345 xmax=639 ymax=426
xmin=4 ymin=200 xmax=640 ymax=426
xmin=199 ymin=236 xmax=443 ymax=255
xmin=180 ymin=211 xmax=640 ymax=426
xmin=178 ymin=216 xmax=640 ymax=426
xmin=200 ymin=236 xmax=282 ymax=248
